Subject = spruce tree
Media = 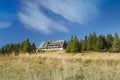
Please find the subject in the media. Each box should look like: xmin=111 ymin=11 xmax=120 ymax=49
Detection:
xmin=31 ymin=42 xmax=36 ymax=53
xmin=97 ymin=35 xmax=107 ymax=52
xmin=87 ymin=33 xmax=93 ymax=51
xmin=66 ymin=35 xmax=81 ymax=53
xmin=65 ymin=41 xmax=71 ymax=53
xmin=0 ymin=38 xmax=36 ymax=55
xmin=66 ymin=36 xmax=73 ymax=53
xmin=0 ymin=49 xmax=2 ymax=54
xmin=106 ymin=34 xmax=113 ymax=51
xmin=22 ymin=38 xmax=31 ymax=53
xmin=71 ymin=35 xmax=81 ymax=53
xmin=93 ymin=32 xmax=98 ymax=51
xmin=80 ymin=40 xmax=83 ymax=51
xmin=82 ymin=36 xmax=87 ymax=51
xmin=112 ymin=32 xmax=120 ymax=52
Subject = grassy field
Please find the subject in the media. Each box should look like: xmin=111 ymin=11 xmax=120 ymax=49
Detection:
xmin=0 ymin=52 xmax=120 ymax=80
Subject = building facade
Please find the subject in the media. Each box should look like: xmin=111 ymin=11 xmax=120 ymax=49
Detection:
xmin=38 ymin=40 xmax=66 ymax=51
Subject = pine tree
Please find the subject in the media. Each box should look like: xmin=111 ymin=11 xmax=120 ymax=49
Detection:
xmin=31 ymin=42 xmax=36 ymax=53
xmin=71 ymin=35 xmax=81 ymax=53
xmin=112 ymin=32 xmax=120 ymax=52
xmin=66 ymin=35 xmax=81 ymax=53
xmin=92 ymin=32 xmax=98 ymax=51
xmin=66 ymin=36 xmax=73 ymax=53
xmin=14 ymin=44 xmax=20 ymax=55
xmin=81 ymin=36 xmax=87 ymax=51
xmin=20 ymin=42 xmax=24 ymax=52
xmin=87 ymin=33 xmax=93 ymax=51
xmin=80 ymin=40 xmax=83 ymax=51
xmin=0 ymin=38 xmax=36 ymax=55
xmin=106 ymin=34 xmax=113 ymax=51
xmin=97 ymin=35 xmax=107 ymax=52
xmin=0 ymin=49 xmax=2 ymax=54
xmin=1 ymin=47 xmax=5 ymax=54
xmin=65 ymin=41 xmax=71 ymax=53
xmin=22 ymin=38 xmax=31 ymax=53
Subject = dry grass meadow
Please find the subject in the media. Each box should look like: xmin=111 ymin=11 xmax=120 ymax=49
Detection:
xmin=0 ymin=51 xmax=120 ymax=80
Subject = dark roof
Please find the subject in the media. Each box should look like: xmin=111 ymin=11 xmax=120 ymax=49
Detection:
xmin=39 ymin=40 xmax=65 ymax=49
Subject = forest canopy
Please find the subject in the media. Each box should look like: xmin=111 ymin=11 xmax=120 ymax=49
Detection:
xmin=66 ymin=32 xmax=120 ymax=53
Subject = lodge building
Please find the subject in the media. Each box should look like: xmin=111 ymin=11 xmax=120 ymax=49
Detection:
xmin=38 ymin=40 xmax=66 ymax=51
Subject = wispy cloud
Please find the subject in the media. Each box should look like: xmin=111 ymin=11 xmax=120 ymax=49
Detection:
xmin=18 ymin=0 xmax=100 ymax=34
xmin=39 ymin=0 xmax=100 ymax=24
xmin=0 ymin=14 xmax=15 ymax=29
xmin=0 ymin=22 xmax=11 ymax=29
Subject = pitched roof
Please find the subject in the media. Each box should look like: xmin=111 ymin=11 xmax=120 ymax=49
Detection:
xmin=38 ymin=40 xmax=65 ymax=49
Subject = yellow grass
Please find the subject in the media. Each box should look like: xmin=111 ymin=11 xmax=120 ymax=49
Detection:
xmin=0 ymin=52 xmax=120 ymax=80
xmin=17 ymin=51 xmax=120 ymax=60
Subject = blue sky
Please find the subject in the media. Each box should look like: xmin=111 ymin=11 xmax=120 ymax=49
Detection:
xmin=0 ymin=0 xmax=120 ymax=47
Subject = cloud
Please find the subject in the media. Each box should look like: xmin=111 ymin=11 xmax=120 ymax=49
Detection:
xmin=0 ymin=22 xmax=11 ymax=29
xmin=0 ymin=14 xmax=15 ymax=29
xmin=39 ymin=0 xmax=100 ymax=24
xmin=18 ymin=0 xmax=100 ymax=34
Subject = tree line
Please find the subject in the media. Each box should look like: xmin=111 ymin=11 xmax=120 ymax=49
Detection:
xmin=0 ymin=38 xmax=36 ymax=55
xmin=1 ymin=32 xmax=120 ymax=55
xmin=66 ymin=32 xmax=120 ymax=53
